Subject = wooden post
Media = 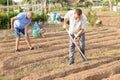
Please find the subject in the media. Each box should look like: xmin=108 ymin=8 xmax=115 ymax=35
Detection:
xmin=7 ymin=0 xmax=10 ymax=29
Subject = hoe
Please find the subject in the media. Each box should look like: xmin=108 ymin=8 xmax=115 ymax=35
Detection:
xmin=66 ymin=29 xmax=87 ymax=61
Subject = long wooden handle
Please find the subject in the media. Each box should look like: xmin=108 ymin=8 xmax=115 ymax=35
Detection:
xmin=66 ymin=29 xmax=87 ymax=61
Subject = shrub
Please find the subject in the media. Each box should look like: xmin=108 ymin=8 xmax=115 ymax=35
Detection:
xmin=0 ymin=13 xmax=8 ymax=29
xmin=86 ymin=9 xmax=97 ymax=27
xmin=0 ymin=11 xmax=18 ymax=29
xmin=72 ymin=1 xmax=93 ymax=7
xmin=72 ymin=3 xmax=85 ymax=7
xmin=63 ymin=6 xmax=71 ymax=10
xmin=50 ymin=6 xmax=71 ymax=12
xmin=32 ymin=11 xmax=48 ymax=22
xmin=101 ymin=7 xmax=109 ymax=12
xmin=86 ymin=1 xmax=93 ymax=7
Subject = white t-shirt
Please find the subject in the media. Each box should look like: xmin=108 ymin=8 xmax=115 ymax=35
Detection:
xmin=64 ymin=10 xmax=87 ymax=35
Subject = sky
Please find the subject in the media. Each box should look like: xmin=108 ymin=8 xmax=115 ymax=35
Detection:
xmin=13 ymin=0 xmax=22 ymax=2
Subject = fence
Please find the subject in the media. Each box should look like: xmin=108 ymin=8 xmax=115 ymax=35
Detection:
xmin=0 ymin=1 xmax=63 ymax=29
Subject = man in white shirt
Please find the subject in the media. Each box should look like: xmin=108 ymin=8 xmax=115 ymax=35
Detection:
xmin=64 ymin=9 xmax=87 ymax=65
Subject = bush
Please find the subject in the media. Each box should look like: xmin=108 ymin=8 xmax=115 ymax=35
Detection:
xmin=72 ymin=1 xmax=93 ymax=7
xmin=64 ymin=6 xmax=71 ymax=10
xmin=86 ymin=9 xmax=97 ymax=27
xmin=0 ymin=11 xmax=18 ymax=29
xmin=32 ymin=11 xmax=48 ymax=22
xmin=50 ymin=6 xmax=71 ymax=12
xmin=86 ymin=1 xmax=93 ymax=7
xmin=0 ymin=13 xmax=8 ymax=29
xmin=101 ymin=7 xmax=109 ymax=12
xmin=72 ymin=3 xmax=85 ymax=7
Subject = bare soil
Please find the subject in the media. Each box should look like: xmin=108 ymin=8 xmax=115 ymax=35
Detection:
xmin=0 ymin=26 xmax=120 ymax=80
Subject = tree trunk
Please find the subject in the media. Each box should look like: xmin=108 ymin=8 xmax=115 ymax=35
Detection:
xmin=109 ymin=0 xmax=112 ymax=11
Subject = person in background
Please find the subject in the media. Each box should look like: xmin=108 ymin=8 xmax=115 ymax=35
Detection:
xmin=51 ymin=13 xmax=56 ymax=21
xmin=51 ymin=13 xmax=61 ymax=22
xmin=32 ymin=19 xmax=46 ymax=38
xmin=11 ymin=12 xmax=34 ymax=52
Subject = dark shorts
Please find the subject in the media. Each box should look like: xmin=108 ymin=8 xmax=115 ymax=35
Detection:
xmin=14 ymin=27 xmax=25 ymax=38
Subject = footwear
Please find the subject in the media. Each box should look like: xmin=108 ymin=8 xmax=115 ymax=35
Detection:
xmin=15 ymin=49 xmax=20 ymax=52
xmin=69 ymin=58 xmax=74 ymax=65
xmin=69 ymin=61 xmax=74 ymax=65
xmin=30 ymin=47 xmax=34 ymax=50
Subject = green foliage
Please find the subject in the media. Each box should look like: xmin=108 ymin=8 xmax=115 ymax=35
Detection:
xmin=49 ymin=0 xmax=67 ymax=3
xmin=32 ymin=11 xmax=48 ymax=22
xmin=72 ymin=3 xmax=85 ymax=7
xmin=19 ymin=8 xmax=24 ymax=12
xmin=113 ymin=0 xmax=120 ymax=5
xmin=86 ymin=9 xmax=97 ymax=27
xmin=72 ymin=1 xmax=93 ymax=7
xmin=0 ymin=13 xmax=8 ymax=29
xmin=49 ymin=0 xmax=67 ymax=7
xmin=0 ymin=0 xmax=12 ymax=5
xmin=101 ymin=7 xmax=109 ymax=11
xmin=0 ymin=11 xmax=18 ymax=29
xmin=50 ymin=6 xmax=71 ymax=12
xmin=22 ymin=0 xmax=31 ymax=3
xmin=86 ymin=1 xmax=93 ymax=7
xmin=102 ymin=0 xmax=120 ymax=6
xmin=8 ymin=11 xmax=18 ymax=18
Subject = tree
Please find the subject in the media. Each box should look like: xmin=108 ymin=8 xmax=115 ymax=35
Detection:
xmin=114 ymin=0 xmax=120 ymax=6
xmin=22 ymin=0 xmax=32 ymax=3
xmin=57 ymin=0 xmax=67 ymax=7
xmin=0 ymin=0 xmax=12 ymax=5
xmin=109 ymin=0 xmax=112 ymax=11
xmin=109 ymin=0 xmax=120 ymax=11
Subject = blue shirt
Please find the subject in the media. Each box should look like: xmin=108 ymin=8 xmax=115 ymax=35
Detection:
xmin=51 ymin=13 xmax=61 ymax=21
xmin=33 ymin=22 xmax=43 ymax=30
xmin=14 ymin=12 xmax=31 ymax=29
xmin=51 ymin=13 xmax=56 ymax=21
xmin=56 ymin=14 xmax=61 ymax=19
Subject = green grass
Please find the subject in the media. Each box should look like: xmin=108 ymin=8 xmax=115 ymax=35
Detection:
xmin=82 ymin=8 xmax=120 ymax=16
xmin=89 ymin=50 xmax=120 ymax=58
xmin=105 ymin=50 xmax=120 ymax=56
xmin=100 ymin=11 xmax=120 ymax=16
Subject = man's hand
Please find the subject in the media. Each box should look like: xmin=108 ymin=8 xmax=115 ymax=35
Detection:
xmin=73 ymin=36 xmax=78 ymax=43
xmin=25 ymin=24 xmax=29 ymax=38
xmin=76 ymin=29 xmax=84 ymax=38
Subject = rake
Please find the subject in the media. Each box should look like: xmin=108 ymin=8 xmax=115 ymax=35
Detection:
xmin=66 ymin=29 xmax=87 ymax=61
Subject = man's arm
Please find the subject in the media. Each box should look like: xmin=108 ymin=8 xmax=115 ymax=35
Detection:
xmin=63 ymin=11 xmax=70 ymax=29
xmin=75 ymin=14 xmax=87 ymax=38
xmin=11 ymin=17 xmax=16 ymax=30
xmin=63 ymin=18 xmax=69 ymax=29
xmin=75 ymin=29 xmax=84 ymax=38
xmin=11 ymin=13 xmax=24 ymax=30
